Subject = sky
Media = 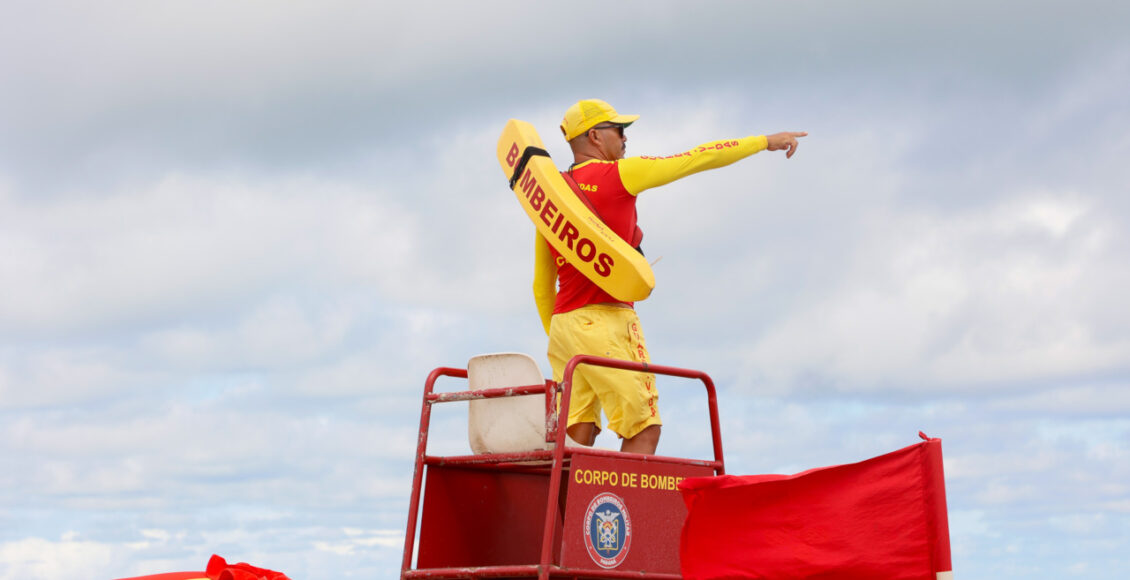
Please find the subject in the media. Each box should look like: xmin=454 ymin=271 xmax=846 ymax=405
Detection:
xmin=1 ymin=0 xmax=1128 ymax=578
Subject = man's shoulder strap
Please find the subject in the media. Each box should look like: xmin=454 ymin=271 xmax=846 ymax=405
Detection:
xmin=559 ymin=169 xmax=600 ymax=216
xmin=560 ymin=168 xmax=644 ymax=252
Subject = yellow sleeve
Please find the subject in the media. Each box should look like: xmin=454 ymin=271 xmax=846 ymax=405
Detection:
xmin=532 ymin=232 xmax=558 ymax=335
xmin=618 ymin=135 xmax=769 ymax=195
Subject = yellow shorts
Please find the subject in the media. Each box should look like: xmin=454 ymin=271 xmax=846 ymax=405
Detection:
xmin=547 ymin=305 xmax=660 ymax=440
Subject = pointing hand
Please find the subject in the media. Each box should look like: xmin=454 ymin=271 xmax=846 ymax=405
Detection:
xmin=766 ymin=131 xmax=808 ymax=159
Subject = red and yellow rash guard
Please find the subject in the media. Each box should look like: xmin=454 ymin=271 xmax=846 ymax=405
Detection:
xmin=533 ymin=135 xmax=770 ymax=333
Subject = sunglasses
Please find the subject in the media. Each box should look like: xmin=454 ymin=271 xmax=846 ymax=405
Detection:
xmin=590 ymin=123 xmax=625 ymax=136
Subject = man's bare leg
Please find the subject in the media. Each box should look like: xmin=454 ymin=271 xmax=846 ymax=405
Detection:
xmin=620 ymin=425 xmax=661 ymax=455
xmin=567 ymin=422 xmax=598 ymax=446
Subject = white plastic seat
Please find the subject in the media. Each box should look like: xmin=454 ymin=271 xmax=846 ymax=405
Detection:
xmin=467 ymin=352 xmax=579 ymax=454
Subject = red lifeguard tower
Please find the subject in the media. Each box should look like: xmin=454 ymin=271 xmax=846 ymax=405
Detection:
xmin=401 ymin=353 xmax=723 ymax=579
xmin=115 ymin=353 xmax=952 ymax=580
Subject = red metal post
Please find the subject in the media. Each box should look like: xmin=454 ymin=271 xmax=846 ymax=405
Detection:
xmin=560 ymin=355 xmax=726 ymax=472
xmin=537 ymin=372 xmax=572 ymax=580
xmin=401 ymin=367 xmax=467 ymax=575
xmin=427 ymin=383 xmax=547 ymax=403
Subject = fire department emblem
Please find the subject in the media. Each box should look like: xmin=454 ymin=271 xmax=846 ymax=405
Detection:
xmin=583 ymin=492 xmax=632 ymax=568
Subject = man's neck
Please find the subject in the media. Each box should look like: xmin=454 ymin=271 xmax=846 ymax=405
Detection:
xmin=572 ymin=151 xmax=612 ymax=165
xmin=569 ymin=138 xmax=618 ymax=165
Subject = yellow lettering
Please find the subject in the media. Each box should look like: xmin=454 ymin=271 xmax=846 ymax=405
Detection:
xmin=519 ymin=169 xmax=537 ymax=196
xmin=530 ymin=186 xmax=545 ymax=211
xmin=575 ymin=469 xmax=687 ymax=491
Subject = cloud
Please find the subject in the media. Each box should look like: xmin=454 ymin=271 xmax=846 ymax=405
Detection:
xmin=736 ymin=191 xmax=1129 ymax=394
xmin=0 ymin=536 xmax=120 ymax=580
xmin=0 ymin=173 xmax=420 ymax=334
xmin=5 ymin=1 xmax=1127 ymax=192
xmin=0 ymin=527 xmax=406 ymax=580
xmin=1 ymin=2 xmax=1128 ymax=579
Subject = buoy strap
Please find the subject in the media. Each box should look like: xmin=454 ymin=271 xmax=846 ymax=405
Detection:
xmin=508 ymin=146 xmax=550 ymax=189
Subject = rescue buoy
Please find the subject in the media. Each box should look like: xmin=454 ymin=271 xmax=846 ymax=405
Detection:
xmin=496 ymin=119 xmax=654 ymax=302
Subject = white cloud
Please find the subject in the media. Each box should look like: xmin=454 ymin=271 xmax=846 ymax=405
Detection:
xmin=0 ymin=173 xmax=420 ymax=336
xmin=737 ymin=190 xmax=1129 ymax=394
xmin=0 ymin=537 xmax=120 ymax=580
xmin=990 ymin=383 xmax=1130 ymax=415
xmin=314 ymin=529 xmax=401 ymax=555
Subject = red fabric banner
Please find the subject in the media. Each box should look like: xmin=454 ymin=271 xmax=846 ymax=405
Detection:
xmin=679 ymin=434 xmax=952 ymax=579
xmin=204 ymin=555 xmax=290 ymax=580
xmin=113 ymin=554 xmax=289 ymax=580
xmin=113 ymin=574 xmax=206 ymax=580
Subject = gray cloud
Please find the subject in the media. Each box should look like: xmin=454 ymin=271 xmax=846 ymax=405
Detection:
xmin=4 ymin=1 xmax=1127 ymax=190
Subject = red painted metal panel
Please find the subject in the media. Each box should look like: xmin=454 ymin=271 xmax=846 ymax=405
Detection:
xmin=559 ymin=453 xmax=714 ymax=575
xmin=417 ymin=466 xmax=561 ymax=569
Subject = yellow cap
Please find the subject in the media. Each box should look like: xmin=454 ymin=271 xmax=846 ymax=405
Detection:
xmin=560 ymin=99 xmax=639 ymax=142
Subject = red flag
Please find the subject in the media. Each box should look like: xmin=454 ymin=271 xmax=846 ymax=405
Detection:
xmin=679 ymin=434 xmax=952 ymax=580
xmin=113 ymin=574 xmax=207 ymax=580
xmin=205 ymin=555 xmax=290 ymax=580
xmin=114 ymin=555 xmax=289 ymax=580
